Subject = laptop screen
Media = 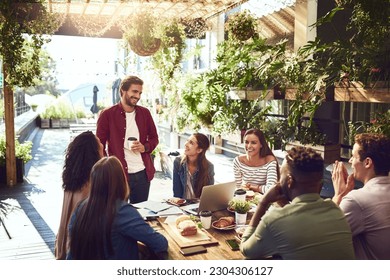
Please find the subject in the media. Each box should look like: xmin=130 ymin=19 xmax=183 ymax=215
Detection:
xmin=181 ymin=181 xmax=236 ymax=215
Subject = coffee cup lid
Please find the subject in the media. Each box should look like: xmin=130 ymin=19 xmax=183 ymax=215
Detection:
xmin=200 ymin=210 xmax=212 ymax=217
xmin=234 ymin=188 xmax=246 ymax=195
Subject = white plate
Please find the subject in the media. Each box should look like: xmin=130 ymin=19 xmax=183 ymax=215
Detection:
xmin=212 ymin=221 xmax=236 ymax=231
xmin=166 ymin=198 xmax=187 ymax=206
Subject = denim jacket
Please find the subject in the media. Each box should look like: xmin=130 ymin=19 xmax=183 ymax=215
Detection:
xmin=172 ymin=156 xmax=215 ymax=198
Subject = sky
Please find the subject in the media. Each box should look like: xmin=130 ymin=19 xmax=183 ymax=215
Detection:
xmin=43 ymin=35 xmax=121 ymax=91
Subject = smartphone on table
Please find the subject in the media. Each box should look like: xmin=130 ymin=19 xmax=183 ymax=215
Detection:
xmin=225 ymin=239 xmax=240 ymax=251
xmin=179 ymin=245 xmax=207 ymax=256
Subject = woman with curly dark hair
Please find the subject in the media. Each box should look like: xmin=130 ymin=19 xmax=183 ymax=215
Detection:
xmin=172 ymin=133 xmax=215 ymax=199
xmin=55 ymin=131 xmax=103 ymax=260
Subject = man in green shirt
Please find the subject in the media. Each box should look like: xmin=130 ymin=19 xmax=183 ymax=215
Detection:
xmin=240 ymin=146 xmax=355 ymax=259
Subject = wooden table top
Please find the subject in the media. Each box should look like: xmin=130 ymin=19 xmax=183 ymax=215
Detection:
xmin=148 ymin=211 xmax=252 ymax=260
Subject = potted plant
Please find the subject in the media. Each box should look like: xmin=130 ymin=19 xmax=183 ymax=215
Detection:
xmin=150 ymin=19 xmax=186 ymax=98
xmin=159 ymin=18 xmax=186 ymax=48
xmin=122 ymin=12 xmax=161 ymax=56
xmin=181 ymin=17 xmax=208 ymax=39
xmin=30 ymin=104 xmax=38 ymax=112
xmin=215 ymin=36 xmax=288 ymax=100
xmin=39 ymin=105 xmax=52 ymax=128
xmin=225 ymin=10 xmax=258 ymax=41
xmin=150 ymin=144 xmax=162 ymax=167
xmin=0 ymin=136 xmax=33 ymax=184
xmin=228 ymin=198 xmax=251 ymax=225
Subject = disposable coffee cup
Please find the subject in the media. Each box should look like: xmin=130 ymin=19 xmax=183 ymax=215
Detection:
xmin=127 ymin=137 xmax=137 ymax=149
xmin=234 ymin=188 xmax=246 ymax=201
xmin=200 ymin=210 xmax=212 ymax=229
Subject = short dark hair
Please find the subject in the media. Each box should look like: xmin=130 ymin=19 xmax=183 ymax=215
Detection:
xmin=355 ymin=133 xmax=390 ymax=175
xmin=286 ymin=146 xmax=324 ymax=178
xmin=119 ymin=76 xmax=143 ymax=95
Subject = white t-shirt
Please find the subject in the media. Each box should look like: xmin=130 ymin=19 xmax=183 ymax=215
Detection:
xmin=124 ymin=111 xmax=145 ymax=174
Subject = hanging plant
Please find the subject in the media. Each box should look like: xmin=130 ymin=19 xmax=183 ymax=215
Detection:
xmin=69 ymin=14 xmax=117 ymax=37
xmin=122 ymin=12 xmax=161 ymax=56
xmin=0 ymin=1 xmax=62 ymax=87
xmin=225 ymin=10 xmax=258 ymax=41
xmin=181 ymin=17 xmax=208 ymax=39
xmin=160 ymin=18 xmax=186 ymax=48
xmin=151 ymin=18 xmax=186 ymax=96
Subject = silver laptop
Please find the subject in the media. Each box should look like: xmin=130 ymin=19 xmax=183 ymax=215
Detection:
xmin=180 ymin=181 xmax=236 ymax=215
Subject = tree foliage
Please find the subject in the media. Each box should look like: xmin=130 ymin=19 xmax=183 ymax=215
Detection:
xmin=0 ymin=0 xmax=60 ymax=87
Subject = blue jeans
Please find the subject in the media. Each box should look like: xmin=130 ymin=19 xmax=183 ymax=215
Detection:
xmin=127 ymin=169 xmax=150 ymax=204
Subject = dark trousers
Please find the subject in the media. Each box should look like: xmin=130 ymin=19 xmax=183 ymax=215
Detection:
xmin=127 ymin=169 xmax=150 ymax=204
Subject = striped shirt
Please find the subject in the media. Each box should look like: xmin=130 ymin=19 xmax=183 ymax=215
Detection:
xmin=233 ymin=157 xmax=278 ymax=194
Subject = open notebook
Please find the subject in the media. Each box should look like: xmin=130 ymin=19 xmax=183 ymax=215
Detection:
xmin=180 ymin=181 xmax=236 ymax=215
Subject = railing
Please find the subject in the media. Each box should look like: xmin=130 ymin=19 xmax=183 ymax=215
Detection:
xmin=15 ymin=104 xmax=31 ymax=116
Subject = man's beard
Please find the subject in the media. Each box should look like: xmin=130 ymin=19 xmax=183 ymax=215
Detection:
xmin=280 ymin=181 xmax=292 ymax=202
xmin=126 ymin=96 xmax=138 ymax=107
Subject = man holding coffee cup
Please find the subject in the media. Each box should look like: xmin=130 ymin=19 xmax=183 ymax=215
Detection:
xmin=97 ymin=75 xmax=159 ymax=203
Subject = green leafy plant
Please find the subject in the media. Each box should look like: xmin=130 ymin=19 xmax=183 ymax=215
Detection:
xmin=225 ymin=10 xmax=258 ymax=41
xmin=228 ymin=198 xmax=251 ymax=214
xmin=348 ymin=110 xmax=390 ymax=140
xmin=0 ymin=98 xmax=4 ymax=119
xmin=0 ymin=1 xmax=61 ymax=87
xmin=181 ymin=17 xmax=208 ymax=39
xmin=151 ymin=144 xmax=162 ymax=157
xmin=0 ymin=136 xmax=33 ymax=165
xmin=176 ymin=71 xmax=227 ymax=132
xmin=150 ymin=18 xmax=186 ymax=97
xmin=122 ymin=11 xmax=161 ymax=56
xmin=30 ymin=104 xmax=38 ymax=112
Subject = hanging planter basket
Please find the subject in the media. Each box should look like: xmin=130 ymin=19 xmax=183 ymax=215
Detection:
xmin=122 ymin=11 xmax=162 ymax=56
xmin=181 ymin=18 xmax=207 ymax=39
xmin=128 ymin=37 xmax=161 ymax=57
xmin=225 ymin=10 xmax=258 ymax=41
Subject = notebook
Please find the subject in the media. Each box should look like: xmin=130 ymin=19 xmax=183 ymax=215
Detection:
xmin=180 ymin=181 xmax=236 ymax=215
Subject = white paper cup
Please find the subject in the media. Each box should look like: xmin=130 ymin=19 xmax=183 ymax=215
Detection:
xmin=234 ymin=188 xmax=247 ymax=201
xmin=200 ymin=211 xmax=212 ymax=229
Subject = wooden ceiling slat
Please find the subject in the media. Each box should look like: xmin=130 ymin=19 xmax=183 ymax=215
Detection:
xmin=47 ymin=0 xmax=249 ymax=19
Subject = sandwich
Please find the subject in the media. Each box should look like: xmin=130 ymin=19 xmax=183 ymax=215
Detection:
xmin=175 ymin=215 xmax=198 ymax=236
xmin=213 ymin=216 xmax=235 ymax=228
xmin=168 ymin=197 xmax=186 ymax=205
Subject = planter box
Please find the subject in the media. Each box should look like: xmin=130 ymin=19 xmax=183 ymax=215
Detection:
xmin=334 ymin=81 xmax=390 ymax=103
xmin=0 ymin=158 xmax=25 ymax=184
xmin=40 ymin=118 xmax=51 ymax=129
xmin=285 ymin=141 xmax=341 ymax=164
xmin=228 ymin=87 xmax=284 ymax=100
xmin=51 ymin=119 xmax=61 ymax=129
xmin=60 ymin=119 xmax=70 ymax=128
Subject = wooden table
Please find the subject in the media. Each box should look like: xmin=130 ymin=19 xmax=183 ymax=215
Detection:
xmin=148 ymin=211 xmax=252 ymax=260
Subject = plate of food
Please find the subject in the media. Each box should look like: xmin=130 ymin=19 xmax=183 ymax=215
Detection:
xmin=245 ymin=190 xmax=255 ymax=201
xmin=212 ymin=217 xmax=236 ymax=231
xmin=227 ymin=206 xmax=235 ymax=213
xmin=235 ymin=226 xmax=247 ymax=240
xmin=166 ymin=197 xmax=187 ymax=206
